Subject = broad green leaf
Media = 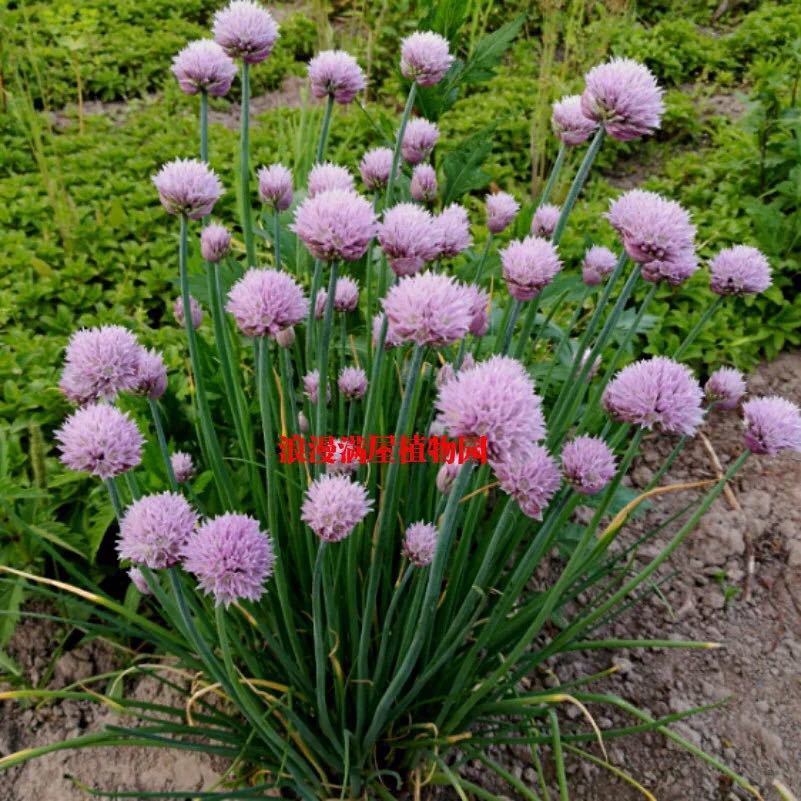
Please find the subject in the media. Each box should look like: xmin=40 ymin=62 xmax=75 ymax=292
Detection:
xmin=460 ymin=15 xmax=526 ymax=86
xmin=441 ymin=128 xmax=495 ymax=205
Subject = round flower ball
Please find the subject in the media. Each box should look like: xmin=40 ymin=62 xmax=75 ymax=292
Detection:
xmin=182 ymin=513 xmax=275 ymax=606
xmin=117 ymin=491 xmax=198 ymax=569
xmin=226 ymin=268 xmax=308 ymax=338
xmin=212 ymin=0 xmax=279 ymax=64
xmin=705 ymin=367 xmax=746 ymax=410
xmin=378 ymin=203 xmax=439 ymax=277
xmin=742 ymin=396 xmax=801 ymax=456
xmin=464 ymin=285 xmax=490 ymax=337
xmin=582 ymin=245 xmax=617 ymax=286
xmin=315 ymin=276 xmax=360 ymax=317
xmin=400 ymin=31 xmax=453 ymax=87
xmin=171 ymin=451 xmax=195 ymax=483
xmin=401 ymin=118 xmax=439 ymax=165
xmin=432 ymin=203 xmax=472 ymax=259
xmin=561 ymin=435 xmax=617 ymax=495
xmin=308 ymin=50 xmax=365 ymax=104
xmin=551 ymin=94 xmax=598 ymax=146
xmin=308 ymin=162 xmax=355 ymax=197
xmin=135 ymin=348 xmax=168 ymax=400
xmin=303 ymin=369 xmax=330 ymax=404
xmin=338 ymin=366 xmax=368 ymax=400
xmin=382 ymin=272 xmax=474 ymax=347
xmin=301 ymin=474 xmax=373 ymax=542
xmin=372 ymin=313 xmax=402 ymax=350
xmin=485 ymin=191 xmax=519 ymax=234
xmin=402 ymin=521 xmax=439 ymax=566
xmin=492 ymin=446 xmax=561 ymax=520
xmin=56 ymin=403 xmax=143 ymax=479
xmin=174 ymin=295 xmax=204 ymax=330
xmin=200 ymin=223 xmax=232 ymax=263
xmin=152 ymin=158 xmax=223 ymax=220
xmin=603 ymin=356 xmax=704 ymax=436
xmin=291 ymin=189 xmax=377 ymax=262
xmin=709 ymin=245 xmax=772 ymax=296
xmin=359 ymin=147 xmax=394 ymax=191
xmin=171 ymin=39 xmax=237 ymax=97
xmin=410 ymin=163 xmax=438 ymax=203
xmin=501 ymin=236 xmax=562 ymax=301
xmin=436 ymin=355 xmax=546 ymax=462
xmin=530 ymin=204 xmax=560 ymax=239
xmin=59 ymin=325 xmax=142 ymax=405
xmin=581 ymin=58 xmax=664 ymax=142
xmin=258 ymin=164 xmax=293 ymax=210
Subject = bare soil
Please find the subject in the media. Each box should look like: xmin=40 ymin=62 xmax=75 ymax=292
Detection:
xmin=2 ymin=354 xmax=800 ymax=800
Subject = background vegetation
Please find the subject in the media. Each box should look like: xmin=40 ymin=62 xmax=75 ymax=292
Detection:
xmin=1 ymin=0 xmax=799 ymax=670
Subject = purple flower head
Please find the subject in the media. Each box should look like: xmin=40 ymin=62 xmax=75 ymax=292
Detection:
xmin=402 ymin=521 xmax=438 ymax=566
xmin=486 ymin=191 xmax=519 ymax=234
xmin=174 ymin=295 xmax=204 ymax=329
xmin=152 ymin=158 xmax=222 ymax=219
xmin=326 ymin=438 xmax=359 ymax=475
xmin=383 ymin=272 xmax=474 ymax=347
xmin=378 ymin=203 xmax=439 ymax=276
xmin=227 ymin=268 xmax=308 ymax=338
xmin=582 ymin=245 xmax=617 ymax=285
xmin=501 ymin=236 xmax=562 ymax=301
xmin=128 ymin=567 xmax=151 ymax=595
xmin=372 ymin=313 xmax=402 ymax=350
xmin=531 ymin=204 xmax=561 ymax=238
xmin=258 ymin=164 xmax=293 ymax=210
xmin=171 ymin=39 xmax=237 ymax=97
xmin=400 ymin=31 xmax=454 ymax=87
xmin=561 ymin=435 xmax=617 ymax=495
xmin=275 ymin=327 xmax=296 ymax=348
xmin=581 ymin=58 xmax=664 ymax=141
xmin=56 ymin=404 xmax=143 ymax=479
xmin=315 ymin=276 xmax=359 ymax=317
xmin=200 ymin=223 xmax=232 ymax=262
xmin=432 ymin=203 xmax=472 ymax=259
xmin=410 ymin=163 xmax=438 ymax=203
xmin=303 ymin=369 xmax=330 ymax=404
xmin=338 ymin=366 xmax=368 ymax=400
xmin=308 ymin=50 xmax=365 ymax=104
xmin=436 ymin=355 xmax=546 ymax=462
xmin=436 ymin=461 xmax=462 ymax=495
xmin=135 ymin=348 xmax=168 ymax=400
xmin=291 ymin=189 xmax=377 ymax=262
xmin=492 ymin=446 xmax=561 ymax=520
xmin=603 ymin=356 xmax=704 ymax=436
xmin=301 ymin=475 xmax=373 ymax=542
xmin=705 ymin=367 xmax=746 ymax=410
xmin=308 ymin=162 xmax=355 ymax=197
xmin=742 ymin=396 xmax=801 ymax=455
xmin=182 ymin=513 xmax=274 ymax=606
xmin=212 ymin=0 xmax=279 ymax=64
xmin=709 ymin=245 xmax=772 ymax=296
xmin=464 ymin=284 xmax=490 ymax=337
xmin=606 ymin=189 xmax=697 ymax=285
xmin=59 ymin=325 xmax=142 ymax=405
xmin=171 ymin=451 xmax=195 ymax=483
xmin=117 ymin=491 xmax=198 ymax=569
xmin=359 ymin=147 xmax=394 ymax=191
xmin=551 ymin=94 xmax=598 ymax=146
xmin=401 ymin=118 xmax=439 ymax=165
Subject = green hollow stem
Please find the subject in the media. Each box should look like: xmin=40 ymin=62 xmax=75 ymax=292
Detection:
xmin=200 ymin=91 xmax=208 ymax=162
xmin=360 ymin=460 xmax=474 ymax=758
xmin=538 ymin=143 xmax=566 ymax=207
xmin=513 ymin=293 xmax=541 ymax=359
xmin=147 ymin=397 xmax=177 ymax=491
xmin=305 ymin=260 xmax=323 ymax=370
xmin=500 ymin=298 xmax=522 ymax=355
xmin=105 ymin=479 xmax=124 ymax=522
xmin=272 ymin=209 xmax=281 ymax=268
xmin=255 ymin=338 xmax=278 ymax=535
xmin=674 ymin=296 xmax=723 ymax=360
xmin=315 ymin=95 xmax=334 ymax=163
xmin=548 ymin=709 xmax=570 ymax=801
xmin=315 ymin=262 xmax=339 ymax=444
xmin=384 ymin=84 xmax=417 ymax=206
xmin=179 ymin=215 xmax=235 ymax=509
xmin=552 ymin=128 xmax=605 ymax=246
xmin=471 ymin=233 xmax=494 ymax=283
xmin=240 ymin=62 xmax=255 ymax=266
